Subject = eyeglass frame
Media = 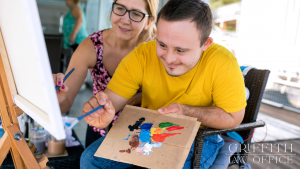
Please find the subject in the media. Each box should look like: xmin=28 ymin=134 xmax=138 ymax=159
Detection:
xmin=112 ymin=2 xmax=150 ymax=22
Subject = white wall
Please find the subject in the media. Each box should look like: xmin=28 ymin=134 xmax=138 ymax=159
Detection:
xmin=86 ymin=0 xmax=100 ymax=34
xmin=98 ymin=0 xmax=114 ymax=30
xmin=236 ymin=0 xmax=300 ymax=73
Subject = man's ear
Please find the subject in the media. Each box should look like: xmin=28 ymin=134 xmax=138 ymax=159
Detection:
xmin=144 ymin=17 xmax=154 ymax=30
xmin=202 ymin=37 xmax=213 ymax=51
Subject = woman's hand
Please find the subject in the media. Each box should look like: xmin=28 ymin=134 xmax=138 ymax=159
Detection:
xmin=82 ymin=91 xmax=115 ymax=129
xmin=53 ymin=73 xmax=69 ymax=104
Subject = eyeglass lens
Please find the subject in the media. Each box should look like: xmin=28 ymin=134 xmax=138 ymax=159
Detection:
xmin=113 ymin=3 xmax=145 ymax=22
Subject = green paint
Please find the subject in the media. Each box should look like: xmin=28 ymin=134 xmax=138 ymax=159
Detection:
xmin=159 ymin=122 xmax=179 ymax=128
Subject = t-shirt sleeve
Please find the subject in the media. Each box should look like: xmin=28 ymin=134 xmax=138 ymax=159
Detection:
xmin=106 ymin=43 xmax=145 ymax=99
xmin=211 ymin=55 xmax=247 ymax=113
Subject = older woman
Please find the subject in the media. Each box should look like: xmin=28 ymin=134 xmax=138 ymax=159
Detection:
xmin=54 ymin=0 xmax=159 ymax=147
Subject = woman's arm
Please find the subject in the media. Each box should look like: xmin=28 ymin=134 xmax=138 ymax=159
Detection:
xmin=69 ymin=5 xmax=83 ymax=43
xmin=59 ymin=37 xmax=97 ymax=113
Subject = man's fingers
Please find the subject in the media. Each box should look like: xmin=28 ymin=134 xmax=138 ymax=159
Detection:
xmin=86 ymin=97 xmax=102 ymax=118
xmin=88 ymin=96 xmax=100 ymax=108
xmin=158 ymin=104 xmax=180 ymax=114
xmin=95 ymin=92 xmax=108 ymax=105
xmin=103 ymin=100 xmax=115 ymax=117
xmin=82 ymin=102 xmax=95 ymax=120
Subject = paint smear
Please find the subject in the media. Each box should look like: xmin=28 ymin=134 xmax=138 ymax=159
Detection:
xmin=159 ymin=122 xmax=179 ymax=128
xmin=120 ymin=135 xmax=140 ymax=153
xmin=128 ymin=118 xmax=145 ymax=131
xmin=150 ymin=128 xmax=163 ymax=136
xmin=129 ymin=135 xmax=140 ymax=150
xmin=166 ymin=126 xmax=184 ymax=131
xmin=139 ymin=130 xmax=151 ymax=143
xmin=139 ymin=123 xmax=153 ymax=131
xmin=135 ymin=146 xmax=146 ymax=155
xmin=152 ymin=133 xmax=181 ymax=142
xmin=123 ymin=134 xmax=132 ymax=140
xmin=119 ymin=149 xmax=131 ymax=153
xmin=142 ymin=142 xmax=163 ymax=155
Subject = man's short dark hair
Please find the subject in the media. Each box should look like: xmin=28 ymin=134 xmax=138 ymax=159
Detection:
xmin=157 ymin=0 xmax=213 ymax=46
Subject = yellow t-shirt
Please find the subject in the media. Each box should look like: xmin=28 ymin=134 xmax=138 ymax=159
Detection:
xmin=107 ymin=40 xmax=246 ymax=113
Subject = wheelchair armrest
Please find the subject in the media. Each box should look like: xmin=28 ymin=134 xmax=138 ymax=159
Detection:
xmin=196 ymin=121 xmax=265 ymax=137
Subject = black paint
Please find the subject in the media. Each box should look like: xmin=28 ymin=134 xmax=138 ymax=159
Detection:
xmin=128 ymin=118 xmax=145 ymax=131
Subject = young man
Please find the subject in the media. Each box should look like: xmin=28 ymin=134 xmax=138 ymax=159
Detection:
xmin=80 ymin=0 xmax=246 ymax=168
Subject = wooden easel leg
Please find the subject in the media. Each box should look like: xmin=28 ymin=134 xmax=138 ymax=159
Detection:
xmin=0 ymin=133 xmax=10 ymax=165
xmin=0 ymin=134 xmax=24 ymax=169
xmin=7 ymin=124 xmax=40 ymax=169
xmin=0 ymin=78 xmax=24 ymax=168
xmin=0 ymin=25 xmax=43 ymax=169
xmin=9 ymin=141 xmax=25 ymax=169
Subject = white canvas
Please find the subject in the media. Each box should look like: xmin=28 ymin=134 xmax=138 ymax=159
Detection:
xmin=0 ymin=0 xmax=65 ymax=140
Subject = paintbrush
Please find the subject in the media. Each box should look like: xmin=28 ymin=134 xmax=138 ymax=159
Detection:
xmin=65 ymin=105 xmax=104 ymax=130
xmin=55 ymin=68 xmax=75 ymax=91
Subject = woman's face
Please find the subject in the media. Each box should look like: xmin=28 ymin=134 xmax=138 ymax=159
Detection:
xmin=111 ymin=0 xmax=151 ymax=42
xmin=65 ymin=0 xmax=74 ymax=8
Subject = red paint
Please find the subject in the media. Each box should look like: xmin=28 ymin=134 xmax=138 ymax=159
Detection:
xmin=166 ymin=126 xmax=184 ymax=131
xmin=152 ymin=133 xmax=181 ymax=142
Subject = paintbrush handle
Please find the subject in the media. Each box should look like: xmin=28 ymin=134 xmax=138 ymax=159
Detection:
xmin=77 ymin=105 xmax=104 ymax=121
xmin=55 ymin=68 xmax=75 ymax=91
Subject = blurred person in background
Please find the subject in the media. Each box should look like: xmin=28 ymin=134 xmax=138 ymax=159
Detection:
xmin=63 ymin=0 xmax=88 ymax=52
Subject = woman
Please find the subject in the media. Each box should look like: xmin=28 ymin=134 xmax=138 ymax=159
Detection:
xmin=63 ymin=0 xmax=89 ymax=52
xmin=54 ymin=0 xmax=159 ymax=147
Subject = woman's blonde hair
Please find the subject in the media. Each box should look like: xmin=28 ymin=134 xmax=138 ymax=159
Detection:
xmin=111 ymin=0 xmax=159 ymax=44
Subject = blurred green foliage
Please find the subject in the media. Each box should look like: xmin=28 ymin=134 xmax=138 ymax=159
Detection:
xmin=209 ymin=0 xmax=241 ymax=10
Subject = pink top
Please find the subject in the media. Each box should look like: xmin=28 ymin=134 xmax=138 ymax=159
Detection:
xmin=89 ymin=30 xmax=122 ymax=136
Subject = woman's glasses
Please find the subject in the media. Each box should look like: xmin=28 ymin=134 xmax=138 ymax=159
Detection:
xmin=112 ymin=2 xmax=149 ymax=22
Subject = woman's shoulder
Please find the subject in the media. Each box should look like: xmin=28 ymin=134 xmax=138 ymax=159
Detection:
xmin=89 ymin=29 xmax=111 ymax=39
xmin=89 ymin=30 xmax=107 ymax=45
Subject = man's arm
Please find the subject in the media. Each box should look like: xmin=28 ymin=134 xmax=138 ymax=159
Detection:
xmin=104 ymin=88 xmax=130 ymax=112
xmin=158 ymin=103 xmax=245 ymax=129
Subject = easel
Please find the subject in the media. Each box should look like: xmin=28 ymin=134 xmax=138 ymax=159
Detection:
xmin=0 ymin=28 xmax=49 ymax=168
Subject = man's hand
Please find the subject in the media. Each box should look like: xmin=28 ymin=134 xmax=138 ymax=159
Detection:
xmin=82 ymin=92 xmax=115 ymax=129
xmin=157 ymin=103 xmax=185 ymax=115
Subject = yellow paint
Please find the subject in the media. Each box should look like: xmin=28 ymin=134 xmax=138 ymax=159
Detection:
xmin=150 ymin=128 xmax=165 ymax=142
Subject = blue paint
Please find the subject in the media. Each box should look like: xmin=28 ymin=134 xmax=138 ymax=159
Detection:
xmin=142 ymin=142 xmax=163 ymax=155
xmin=139 ymin=123 xmax=153 ymax=131
xmin=152 ymin=142 xmax=162 ymax=147
xmin=139 ymin=129 xmax=151 ymax=143
xmin=123 ymin=134 xmax=131 ymax=140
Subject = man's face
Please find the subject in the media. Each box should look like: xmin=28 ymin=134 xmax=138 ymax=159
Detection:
xmin=156 ymin=19 xmax=206 ymax=77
